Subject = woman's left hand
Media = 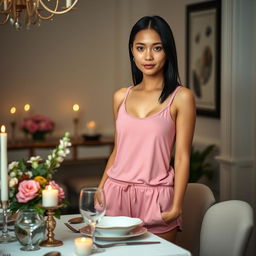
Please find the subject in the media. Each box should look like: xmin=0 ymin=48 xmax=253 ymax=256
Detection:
xmin=161 ymin=208 xmax=182 ymax=224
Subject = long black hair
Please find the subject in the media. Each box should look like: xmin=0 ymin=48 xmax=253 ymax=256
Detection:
xmin=129 ymin=16 xmax=181 ymax=103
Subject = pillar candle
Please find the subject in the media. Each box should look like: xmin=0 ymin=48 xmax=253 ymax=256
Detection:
xmin=42 ymin=185 xmax=58 ymax=207
xmin=74 ymin=237 xmax=93 ymax=256
xmin=0 ymin=125 xmax=8 ymax=201
xmin=86 ymin=121 xmax=96 ymax=136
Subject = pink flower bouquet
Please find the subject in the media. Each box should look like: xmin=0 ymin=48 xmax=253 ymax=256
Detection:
xmin=8 ymin=133 xmax=71 ymax=216
xmin=20 ymin=115 xmax=54 ymax=140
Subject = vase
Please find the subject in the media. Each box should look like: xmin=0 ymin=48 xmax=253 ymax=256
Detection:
xmin=31 ymin=132 xmax=46 ymax=142
xmin=14 ymin=209 xmax=45 ymax=251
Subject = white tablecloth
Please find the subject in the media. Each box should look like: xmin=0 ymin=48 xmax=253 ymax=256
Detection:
xmin=1 ymin=214 xmax=191 ymax=256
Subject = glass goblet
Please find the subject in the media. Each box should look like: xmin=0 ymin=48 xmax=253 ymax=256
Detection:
xmin=79 ymin=187 xmax=106 ymax=250
xmin=15 ymin=209 xmax=45 ymax=251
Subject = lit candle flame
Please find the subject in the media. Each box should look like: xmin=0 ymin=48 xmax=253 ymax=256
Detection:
xmin=10 ymin=106 xmax=16 ymax=114
xmin=24 ymin=104 xmax=30 ymax=112
xmin=87 ymin=121 xmax=96 ymax=128
xmin=73 ymin=104 xmax=80 ymax=112
xmin=1 ymin=125 xmax=6 ymax=133
xmin=46 ymin=185 xmax=53 ymax=190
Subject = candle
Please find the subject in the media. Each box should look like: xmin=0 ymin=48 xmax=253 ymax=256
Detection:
xmin=73 ymin=104 xmax=80 ymax=113
xmin=0 ymin=125 xmax=8 ymax=201
xmin=24 ymin=103 xmax=30 ymax=112
xmin=86 ymin=121 xmax=96 ymax=136
xmin=66 ymin=0 xmax=72 ymax=8
xmin=42 ymin=185 xmax=58 ymax=207
xmin=10 ymin=106 xmax=16 ymax=116
xmin=3 ymin=0 xmax=7 ymax=11
xmin=74 ymin=237 xmax=93 ymax=256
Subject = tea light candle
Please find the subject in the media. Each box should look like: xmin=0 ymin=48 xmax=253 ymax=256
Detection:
xmin=42 ymin=185 xmax=58 ymax=207
xmin=0 ymin=125 xmax=8 ymax=201
xmin=86 ymin=121 xmax=96 ymax=136
xmin=74 ymin=237 xmax=93 ymax=256
xmin=66 ymin=0 xmax=72 ymax=8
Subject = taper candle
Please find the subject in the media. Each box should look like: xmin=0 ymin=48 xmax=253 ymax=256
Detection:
xmin=0 ymin=125 xmax=8 ymax=201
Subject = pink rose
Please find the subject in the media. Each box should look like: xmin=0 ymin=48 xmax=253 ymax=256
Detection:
xmin=49 ymin=180 xmax=65 ymax=201
xmin=16 ymin=180 xmax=40 ymax=203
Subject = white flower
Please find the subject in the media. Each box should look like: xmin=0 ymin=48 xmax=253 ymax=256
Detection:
xmin=58 ymin=150 xmax=66 ymax=157
xmin=26 ymin=171 xmax=33 ymax=178
xmin=46 ymin=159 xmax=51 ymax=167
xmin=10 ymin=172 xmax=16 ymax=178
xmin=32 ymin=162 xmax=39 ymax=169
xmin=27 ymin=156 xmax=42 ymax=163
xmin=64 ymin=149 xmax=70 ymax=155
xmin=8 ymin=161 xmax=19 ymax=171
xmin=57 ymin=157 xmax=64 ymax=163
xmin=9 ymin=177 xmax=18 ymax=187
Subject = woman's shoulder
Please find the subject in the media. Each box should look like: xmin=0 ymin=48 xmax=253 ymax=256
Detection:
xmin=113 ymin=86 xmax=132 ymax=103
xmin=175 ymin=86 xmax=195 ymax=105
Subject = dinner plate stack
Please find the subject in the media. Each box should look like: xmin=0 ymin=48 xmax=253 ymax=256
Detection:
xmin=80 ymin=216 xmax=147 ymax=241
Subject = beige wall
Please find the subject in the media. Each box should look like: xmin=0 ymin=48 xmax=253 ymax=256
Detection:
xmin=0 ymin=0 xmax=219 ymax=148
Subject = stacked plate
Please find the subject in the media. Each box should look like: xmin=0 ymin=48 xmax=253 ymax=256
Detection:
xmin=80 ymin=216 xmax=147 ymax=241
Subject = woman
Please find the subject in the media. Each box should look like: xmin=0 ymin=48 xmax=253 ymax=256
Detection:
xmin=98 ymin=16 xmax=196 ymax=242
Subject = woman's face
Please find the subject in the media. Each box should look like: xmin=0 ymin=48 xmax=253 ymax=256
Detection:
xmin=132 ymin=29 xmax=166 ymax=77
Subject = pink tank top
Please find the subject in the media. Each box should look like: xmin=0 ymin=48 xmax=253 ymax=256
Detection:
xmin=107 ymin=86 xmax=181 ymax=186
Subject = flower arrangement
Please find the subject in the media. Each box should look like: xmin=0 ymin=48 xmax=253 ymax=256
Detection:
xmin=20 ymin=114 xmax=54 ymax=140
xmin=8 ymin=133 xmax=71 ymax=216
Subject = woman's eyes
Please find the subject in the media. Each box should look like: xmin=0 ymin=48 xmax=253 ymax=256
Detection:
xmin=136 ymin=46 xmax=163 ymax=52
xmin=153 ymin=46 xmax=163 ymax=52
xmin=154 ymin=46 xmax=163 ymax=52
xmin=136 ymin=46 xmax=144 ymax=51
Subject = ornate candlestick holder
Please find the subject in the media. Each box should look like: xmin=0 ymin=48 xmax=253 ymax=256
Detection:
xmin=40 ymin=204 xmax=63 ymax=247
xmin=0 ymin=200 xmax=17 ymax=243
xmin=10 ymin=121 xmax=17 ymax=143
xmin=73 ymin=117 xmax=79 ymax=140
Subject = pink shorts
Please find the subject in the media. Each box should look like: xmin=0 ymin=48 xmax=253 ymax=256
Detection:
xmin=104 ymin=177 xmax=182 ymax=234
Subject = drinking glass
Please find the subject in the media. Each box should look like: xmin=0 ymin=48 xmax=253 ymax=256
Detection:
xmin=15 ymin=209 xmax=45 ymax=251
xmin=79 ymin=187 xmax=106 ymax=249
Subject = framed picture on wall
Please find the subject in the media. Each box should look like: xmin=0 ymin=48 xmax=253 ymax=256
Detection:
xmin=186 ymin=1 xmax=221 ymax=118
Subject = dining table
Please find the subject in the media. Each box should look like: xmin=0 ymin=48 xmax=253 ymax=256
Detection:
xmin=1 ymin=214 xmax=191 ymax=256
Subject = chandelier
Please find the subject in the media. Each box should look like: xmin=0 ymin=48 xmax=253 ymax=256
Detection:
xmin=0 ymin=0 xmax=79 ymax=30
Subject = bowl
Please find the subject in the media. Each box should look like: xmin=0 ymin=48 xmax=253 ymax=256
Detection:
xmin=82 ymin=134 xmax=101 ymax=141
xmin=96 ymin=216 xmax=143 ymax=236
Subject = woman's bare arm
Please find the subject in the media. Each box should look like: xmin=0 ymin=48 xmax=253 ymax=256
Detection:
xmin=162 ymin=87 xmax=196 ymax=223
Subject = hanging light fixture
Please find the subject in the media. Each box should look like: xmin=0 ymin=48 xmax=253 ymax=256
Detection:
xmin=0 ymin=0 xmax=79 ymax=30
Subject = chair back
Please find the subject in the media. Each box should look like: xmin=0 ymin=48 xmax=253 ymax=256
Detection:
xmin=176 ymin=183 xmax=215 ymax=256
xmin=200 ymin=200 xmax=254 ymax=256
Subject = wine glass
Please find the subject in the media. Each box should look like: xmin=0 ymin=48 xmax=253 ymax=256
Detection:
xmin=15 ymin=209 xmax=45 ymax=251
xmin=79 ymin=187 xmax=106 ymax=249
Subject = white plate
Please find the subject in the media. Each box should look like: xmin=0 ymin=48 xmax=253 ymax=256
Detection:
xmin=96 ymin=216 xmax=143 ymax=236
xmin=80 ymin=226 xmax=148 ymax=241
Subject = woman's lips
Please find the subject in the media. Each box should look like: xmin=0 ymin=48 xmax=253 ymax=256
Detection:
xmin=143 ymin=64 xmax=155 ymax=69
